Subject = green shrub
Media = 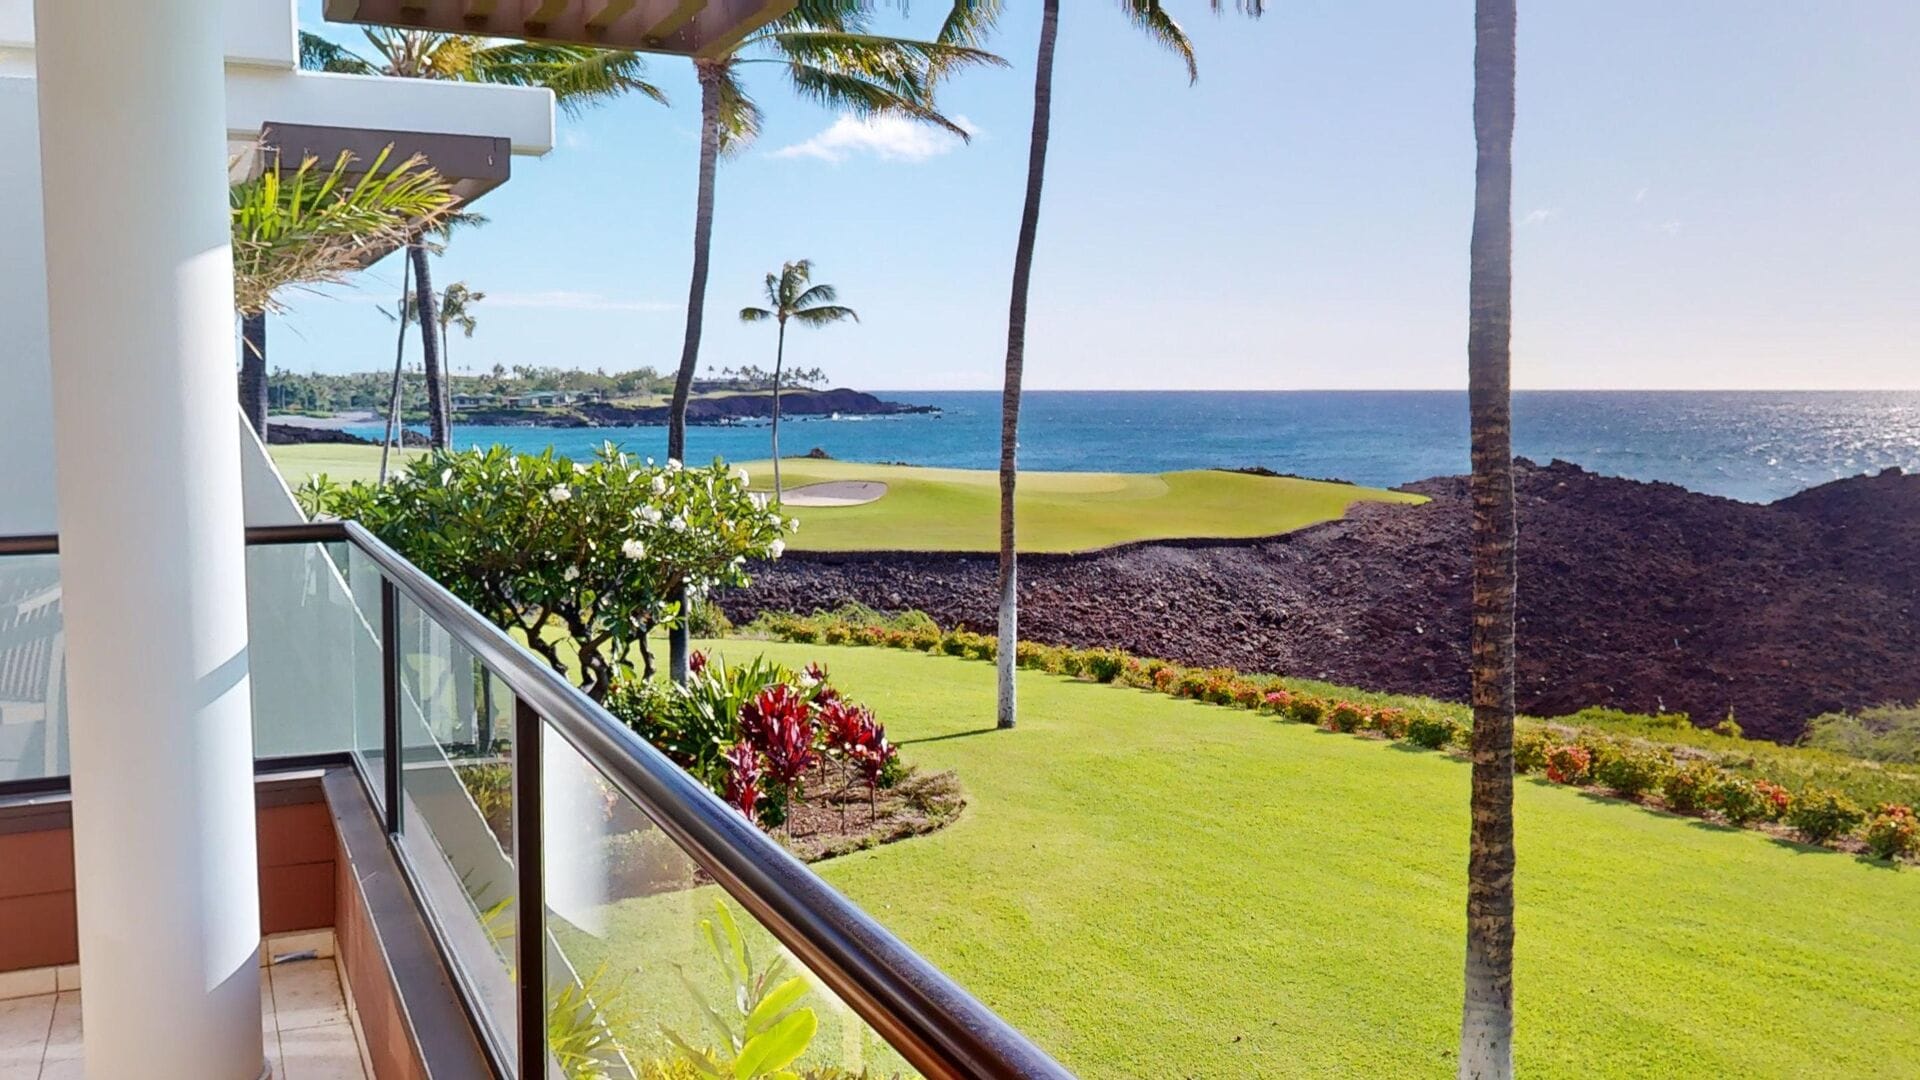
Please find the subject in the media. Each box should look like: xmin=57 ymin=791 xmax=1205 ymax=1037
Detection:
xmin=1712 ymin=714 xmax=1743 ymax=740
xmin=1710 ymin=775 xmax=1767 ymax=826
xmin=1082 ymin=649 xmax=1129 ymax=684
xmin=1406 ymin=713 xmax=1464 ymax=750
xmin=686 ymin=599 xmax=732 ymax=638
xmin=1661 ymin=760 xmax=1720 ymax=814
xmin=1597 ymin=748 xmax=1673 ymax=798
xmin=939 ymin=631 xmax=969 ymax=657
xmin=1864 ymin=804 xmax=1919 ymax=861
xmin=1288 ymin=695 xmax=1327 ymax=726
xmin=1513 ymin=730 xmax=1551 ymax=773
xmin=1802 ymin=703 xmax=1920 ymax=765
xmin=1786 ymin=789 xmax=1867 ymax=844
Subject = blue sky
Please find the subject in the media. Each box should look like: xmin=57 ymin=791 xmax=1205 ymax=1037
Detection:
xmin=278 ymin=1 xmax=1920 ymax=390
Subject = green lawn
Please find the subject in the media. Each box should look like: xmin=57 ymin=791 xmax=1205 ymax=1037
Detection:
xmin=269 ymin=442 xmax=422 ymax=486
xmin=661 ymin=640 xmax=1919 ymax=1079
xmin=269 ymin=446 xmax=1423 ymax=552
xmin=743 ymin=459 xmax=1422 ymax=552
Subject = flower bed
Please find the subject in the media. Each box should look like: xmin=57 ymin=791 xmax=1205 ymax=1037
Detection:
xmin=743 ymin=607 xmax=1919 ymax=862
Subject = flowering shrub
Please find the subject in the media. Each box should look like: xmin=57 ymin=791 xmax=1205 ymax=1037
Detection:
xmin=1544 ymin=744 xmax=1593 ymax=785
xmin=1370 ymin=708 xmax=1411 ymax=740
xmin=1323 ymin=702 xmax=1368 ymax=734
xmin=1406 ymin=713 xmax=1464 ymax=750
xmin=1288 ymin=695 xmax=1328 ymax=727
xmin=1709 ymin=775 xmax=1765 ymax=826
xmin=307 ymin=445 xmax=793 ymax=699
xmin=1659 ymin=760 xmax=1719 ymax=813
xmin=1864 ymin=804 xmax=1919 ymax=861
xmin=1594 ymin=747 xmax=1671 ymax=798
xmin=1786 ymin=789 xmax=1867 ymax=844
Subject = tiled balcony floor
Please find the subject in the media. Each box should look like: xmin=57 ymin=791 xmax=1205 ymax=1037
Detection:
xmin=0 ymin=955 xmax=370 ymax=1079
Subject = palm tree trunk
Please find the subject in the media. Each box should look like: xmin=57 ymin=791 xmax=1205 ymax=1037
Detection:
xmin=772 ymin=319 xmax=787 ymax=500
xmin=440 ymin=319 xmax=456 ymax=446
xmin=1460 ymin=1 xmax=1518 ymax=1077
xmin=666 ymin=61 xmax=726 ymax=686
xmin=378 ymin=292 xmax=409 ymax=485
xmin=239 ymin=311 xmax=268 ymax=440
xmin=410 ymin=242 xmax=449 ymax=450
xmin=997 ymin=0 xmax=1060 ymax=731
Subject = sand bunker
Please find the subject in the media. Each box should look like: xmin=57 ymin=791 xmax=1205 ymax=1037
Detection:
xmin=781 ymin=480 xmax=888 ymax=507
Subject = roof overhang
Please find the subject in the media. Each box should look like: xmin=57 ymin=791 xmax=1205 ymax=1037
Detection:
xmin=322 ymin=0 xmax=797 ymax=58
xmin=247 ymin=122 xmax=511 ymax=265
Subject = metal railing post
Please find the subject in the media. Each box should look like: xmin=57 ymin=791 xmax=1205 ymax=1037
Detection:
xmin=380 ymin=578 xmax=401 ymax=835
xmin=513 ymin=697 xmax=546 ymax=1076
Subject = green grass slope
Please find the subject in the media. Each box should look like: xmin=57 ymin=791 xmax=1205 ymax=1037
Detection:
xmin=686 ymin=641 xmax=1919 ymax=1079
xmin=269 ymin=447 xmax=1422 ymax=552
xmin=741 ymin=459 xmax=1423 ymax=552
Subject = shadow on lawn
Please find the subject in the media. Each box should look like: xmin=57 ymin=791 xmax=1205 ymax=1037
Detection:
xmin=898 ymin=726 xmax=1004 ymax=746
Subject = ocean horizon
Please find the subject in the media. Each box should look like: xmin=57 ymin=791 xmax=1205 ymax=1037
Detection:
xmin=350 ymin=389 xmax=1920 ymax=504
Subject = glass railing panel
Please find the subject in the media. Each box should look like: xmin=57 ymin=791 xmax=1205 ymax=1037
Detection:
xmin=539 ymin=720 xmax=914 ymax=1080
xmin=0 ymin=554 xmax=66 ymax=784
xmin=392 ymin=590 xmax=520 ymax=1059
xmin=245 ymin=540 xmax=370 ymax=760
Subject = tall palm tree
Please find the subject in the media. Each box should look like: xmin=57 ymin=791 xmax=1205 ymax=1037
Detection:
xmin=437 ymin=281 xmax=485 ymax=430
xmin=660 ymin=0 xmax=1001 ymax=682
xmin=1459 ymin=0 xmax=1519 ymax=1077
xmin=739 ymin=260 xmax=859 ymax=499
xmin=301 ymin=28 xmax=664 ymax=449
xmin=970 ymin=0 xmax=1266 ymax=730
xmin=230 ymin=145 xmax=457 ymax=442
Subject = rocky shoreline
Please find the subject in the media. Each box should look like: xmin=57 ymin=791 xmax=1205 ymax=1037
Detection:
xmin=719 ymin=460 xmax=1920 ymax=744
xmin=459 ymin=387 xmax=935 ymax=429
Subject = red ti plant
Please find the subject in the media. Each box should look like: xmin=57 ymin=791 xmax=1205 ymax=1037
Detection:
xmin=851 ymin=723 xmax=897 ymax=823
xmin=688 ymin=649 xmax=709 ymax=676
xmin=722 ymin=742 xmax=760 ymax=821
xmin=819 ymin=699 xmax=879 ymax=757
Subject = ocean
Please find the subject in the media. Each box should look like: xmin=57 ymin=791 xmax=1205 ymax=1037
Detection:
xmin=351 ymin=390 xmax=1920 ymax=505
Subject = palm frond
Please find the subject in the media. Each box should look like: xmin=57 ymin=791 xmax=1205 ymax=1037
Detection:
xmin=298 ymin=31 xmax=377 ymax=74
xmin=791 ymin=282 xmax=838 ymax=309
xmin=791 ymin=304 xmax=858 ymax=326
xmin=739 ymin=307 xmax=775 ymax=323
xmin=231 ymin=145 xmax=457 ymax=315
xmin=1118 ymin=0 xmax=1199 ymax=83
xmin=707 ymin=64 xmax=763 ymax=157
xmin=470 ymin=43 xmax=668 ymax=114
xmin=778 ymin=260 xmax=814 ymax=305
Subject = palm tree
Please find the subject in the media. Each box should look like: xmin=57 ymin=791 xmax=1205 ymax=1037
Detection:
xmin=739 ymin=260 xmax=859 ymax=499
xmin=230 ymin=145 xmax=457 ymax=441
xmin=663 ymin=0 xmax=1001 ymax=464
xmin=964 ymin=0 xmax=1265 ymax=730
xmin=659 ymin=0 xmax=1001 ymax=683
xmin=301 ymin=28 xmax=664 ymax=449
xmin=437 ymin=282 xmax=485 ymax=430
xmin=1459 ymin=1 xmax=1519 ymax=1076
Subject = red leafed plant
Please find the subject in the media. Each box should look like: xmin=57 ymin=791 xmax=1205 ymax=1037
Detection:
xmin=851 ymin=725 xmax=898 ymax=822
xmin=819 ymin=699 xmax=880 ymax=756
xmin=1544 ymin=744 xmax=1593 ymax=785
xmin=688 ymin=649 xmax=709 ymax=676
xmin=722 ymin=742 xmax=760 ymax=820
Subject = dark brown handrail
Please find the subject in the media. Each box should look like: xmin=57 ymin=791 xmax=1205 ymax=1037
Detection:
xmin=0 ymin=523 xmax=1074 ymax=1079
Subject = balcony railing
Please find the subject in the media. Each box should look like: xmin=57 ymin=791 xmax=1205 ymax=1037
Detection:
xmin=0 ymin=523 xmax=1072 ymax=1080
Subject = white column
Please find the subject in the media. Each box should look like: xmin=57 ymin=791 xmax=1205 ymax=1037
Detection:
xmin=33 ymin=0 xmax=265 ymax=1077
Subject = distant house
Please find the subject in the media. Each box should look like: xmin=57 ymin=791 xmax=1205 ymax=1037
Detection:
xmin=450 ymin=393 xmax=499 ymax=409
xmin=508 ymin=390 xmax=576 ymax=407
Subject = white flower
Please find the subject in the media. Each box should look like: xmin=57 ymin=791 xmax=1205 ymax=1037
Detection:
xmin=732 ymin=467 xmax=750 ymax=485
xmin=787 ymin=517 xmax=799 ymax=533
xmin=547 ymin=484 xmax=572 ymax=504
xmin=768 ymin=539 xmax=786 ymax=559
xmin=572 ymin=462 xmax=588 ymax=475
xmin=621 ymin=538 xmax=646 ymax=561
xmin=665 ymin=458 xmax=683 ymax=473
xmin=669 ymin=516 xmax=688 ymax=533
xmin=563 ymin=565 xmax=580 ymax=582
xmin=438 ymin=468 xmax=453 ymax=486
xmin=650 ymin=476 xmax=667 ymax=496
xmin=750 ymin=492 xmax=769 ymax=510
xmin=796 ymin=667 xmax=817 ymax=688
xmin=767 ymin=512 xmax=783 ymax=527
xmin=638 ymin=506 xmax=663 ymax=525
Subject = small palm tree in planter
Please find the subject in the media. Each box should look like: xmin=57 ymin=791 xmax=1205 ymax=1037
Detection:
xmin=738 ymin=260 xmax=858 ymax=501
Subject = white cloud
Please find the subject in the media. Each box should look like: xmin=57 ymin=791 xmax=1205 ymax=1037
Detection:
xmin=559 ymin=126 xmax=591 ymax=151
xmin=772 ymin=113 xmax=978 ymax=163
xmin=1633 ymin=186 xmax=1650 ymax=203
xmin=1521 ymin=207 xmax=1559 ymax=226
xmin=487 ymin=290 xmax=677 ymax=313
xmin=1657 ymin=220 xmax=1684 ymax=236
